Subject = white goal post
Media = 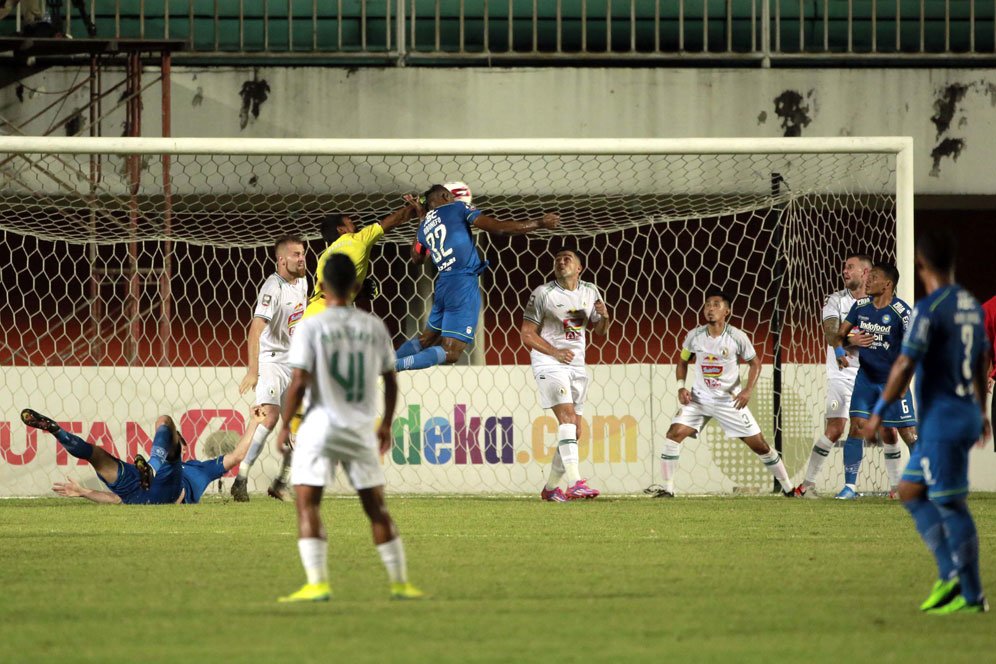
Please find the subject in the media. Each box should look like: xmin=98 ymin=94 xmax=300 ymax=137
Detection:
xmin=0 ymin=136 xmax=913 ymax=497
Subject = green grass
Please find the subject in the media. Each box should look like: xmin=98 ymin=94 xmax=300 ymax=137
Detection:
xmin=2 ymin=494 xmax=994 ymax=663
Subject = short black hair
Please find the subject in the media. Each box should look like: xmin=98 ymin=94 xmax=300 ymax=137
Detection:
xmin=916 ymin=229 xmax=958 ymax=274
xmin=872 ymin=261 xmax=900 ymax=288
xmin=322 ymin=253 xmax=357 ymax=299
xmin=555 ymin=248 xmax=584 ymax=264
xmin=320 ymin=214 xmax=346 ymax=244
xmin=846 ymin=252 xmax=873 ymax=267
xmin=422 ymin=184 xmax=451 ymax=205
xmin=274 ymin=235 xmax=304 ymax=257
xmin=704 ymin=288 xmax=732 ymax=307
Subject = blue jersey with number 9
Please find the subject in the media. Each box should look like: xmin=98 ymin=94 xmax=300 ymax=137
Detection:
xmin=902 ymin=284 xmax=985 ymax=436
xmin=417 ymin=201 xmax=484 ymax=277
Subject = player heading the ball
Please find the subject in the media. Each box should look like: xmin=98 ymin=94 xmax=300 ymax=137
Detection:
xmin=649 ymin=289 xmax=795 ymax=498
xmin=395 ymin=184 xmax=560 ymax=372
xmin=520 ymin=249 xmax=610 ymax=502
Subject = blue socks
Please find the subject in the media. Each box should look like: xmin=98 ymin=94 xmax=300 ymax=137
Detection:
xmin=938 ymin=500 xmax=984 ymax=604
xmin=396 ymin=337 xmax=423 ymax=359
xmin=147 ymin=425 xmax=174 ymax=474
xmin=55 ymin=430 xmax=94 ymax=460
xmin=396 ymin=346 xmax=446 ymax=372
xmin=904 ymin=497 xmax=956 ymax=582
xmin=843 ymin=436 xmax=863 ymax=486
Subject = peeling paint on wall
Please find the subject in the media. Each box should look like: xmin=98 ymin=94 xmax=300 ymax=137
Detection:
xmin=929 ymin=83 xmax=970 ymax=177
xmin=238 ymin=77 xmax=271 ymax=130
xmin=773 ymin=90 xmax=813 ymax=137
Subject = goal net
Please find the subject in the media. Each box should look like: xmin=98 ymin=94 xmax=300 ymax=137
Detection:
xmin=0 ymin=137 xmax=913 ymax=497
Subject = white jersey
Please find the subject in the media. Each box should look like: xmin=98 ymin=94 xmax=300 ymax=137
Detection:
xmin=288 ymin=307 xmax=396 ymax=437
xmin=253 ymin=273 xmax=308 ymax=364
xmin=681 ymin=324 xmax=757 ymax=404
xmin=822 ymin=288 xmax=860 ymax=383
xmin=523 ymin=280 xmax=604 ymax=369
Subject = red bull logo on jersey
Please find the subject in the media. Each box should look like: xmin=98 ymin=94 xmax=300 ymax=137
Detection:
xmin=391 ymin=403 xmax=638 ymax=465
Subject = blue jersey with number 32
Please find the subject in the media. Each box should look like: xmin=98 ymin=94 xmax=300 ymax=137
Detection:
xmin=902 ymin=284 xmax=985 ymax=437
xmin=417 ymin=201 xmax=484 ymax=277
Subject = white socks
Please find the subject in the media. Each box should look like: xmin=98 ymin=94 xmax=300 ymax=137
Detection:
xmin=298 ymin=537 xmax=328 ymax=585
xmin=237 ymin=424 xmax=271 ymax=479
xmin=804 ymin=435 xmax=836 ymax=486
xmin=376 ymin=537 xmax=408 ymax=585
xmin=558 ymin=423 xmax=581 ymax=485
xmin=883 ymin=442 xmax=903 ymax=489
xmin=758 ymin=448 xmax=793 ymax=493
xmin=545 ymin=448 xmax=566 ymax=491
xmin=659 ymin=439 xmax=681 ymax=492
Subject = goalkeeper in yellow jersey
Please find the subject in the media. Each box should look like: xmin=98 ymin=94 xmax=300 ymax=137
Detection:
xmin=268 ymin=200 xmax=417 ymax=499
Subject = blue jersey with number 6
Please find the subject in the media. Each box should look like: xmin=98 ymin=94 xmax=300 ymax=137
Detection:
xmin=902 ymin=284 xmax=985 ymax=437
xmin=417 ymin=201 xmax=484 ymax=277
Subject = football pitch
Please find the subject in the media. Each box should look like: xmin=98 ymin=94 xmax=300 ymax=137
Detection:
xmin=2 ymin=495 xmax=993 ymax=663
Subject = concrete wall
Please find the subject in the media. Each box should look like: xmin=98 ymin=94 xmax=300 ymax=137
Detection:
xmin=5 ymin=66 xmax=996 ymax=194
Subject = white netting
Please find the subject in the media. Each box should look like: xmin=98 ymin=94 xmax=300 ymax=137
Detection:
xmin=0 ymin=139 xmax=905 ymax=496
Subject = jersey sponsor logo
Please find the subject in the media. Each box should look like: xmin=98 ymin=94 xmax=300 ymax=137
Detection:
xmin=261 ymin=294 xmax=272 ymax=307
xmin=858 ymin=321 xmax=893 ymax=335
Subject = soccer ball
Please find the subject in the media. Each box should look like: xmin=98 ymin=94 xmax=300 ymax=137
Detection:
xmin=444 ymin=181 xmax=473 ymax=206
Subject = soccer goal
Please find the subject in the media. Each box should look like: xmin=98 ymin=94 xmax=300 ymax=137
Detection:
xmin=0 ymin=136 xmax=913 ymax=497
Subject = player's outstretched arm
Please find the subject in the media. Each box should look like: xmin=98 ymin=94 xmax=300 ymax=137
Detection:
xmin=52 ymin=477 xmax=123 ymax=504
xmin=379 ymin=198 xmax=421 ymax=233
xmin=520 ymin=319 xmax=573 ymax=364
xmin=276 ymin=368 xmax=309 ymax=455
xmin=473 ymin=212 xmax=560 ymax=236
xmin=223 ymin=406 xmax=268 ymax=472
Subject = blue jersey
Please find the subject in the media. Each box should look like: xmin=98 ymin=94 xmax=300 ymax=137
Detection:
xmin=845 ymin=295 xmax=911 ymax=384
xmin=417 ymin=201 xmax=484 ymax=277
xmin=902 ymin=285 xmax=985 ymax=434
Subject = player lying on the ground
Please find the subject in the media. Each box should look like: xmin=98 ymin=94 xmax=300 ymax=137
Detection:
xmin=647 ymin=289 xmax=795 ymax=498
xmin=520 ymin=248 xmax=609 ymax=502
xmin=232 ymin=236 xmax=308 ymax=503
xmin=275 ymin=253 xmax=423 ymax=602
xmin=865 ymin=229 xmax=991 ymax=614
xmin=394 ymin=184 xmax=560 ymax=372
xmin=24 ymin=406 xmax=266 ymax=505
xmin=832 ymin=262 xmax=918 ymax=499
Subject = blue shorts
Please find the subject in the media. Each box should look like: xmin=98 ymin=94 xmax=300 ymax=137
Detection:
xmin=181 ymin=456 xmax=227 ymax=504
xmin=849 ymin=370 xmax=917 ymax=427
xmin=903 ymin=437 xmax=973 ymax=503
xmin=427 ymin=274 xmax=481 ymax=342
xmin=101 ymin=457 xmax=183 ymax=505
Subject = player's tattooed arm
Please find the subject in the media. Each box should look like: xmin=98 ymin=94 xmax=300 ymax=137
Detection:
xmin=822 ymin=318 xmax=841 ymax=347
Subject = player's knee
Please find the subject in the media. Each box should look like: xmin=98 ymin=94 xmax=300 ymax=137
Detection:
xmin=665 ymin=425 xmax=686 ymax=442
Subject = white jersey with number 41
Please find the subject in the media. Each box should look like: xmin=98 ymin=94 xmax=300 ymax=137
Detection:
xmin=288 ymin=307 xmax=396 ymax=441
xmin=523 ymin=280 xmax=604 ymax=369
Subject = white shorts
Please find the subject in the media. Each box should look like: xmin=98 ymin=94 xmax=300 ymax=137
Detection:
xmin=291 ymin=410 xmax=385 ymax=491
xmin=255 ymin=362 xmax=292 ymax=407
xmin=672 ymin=398 xmax=761 ymax=439
xmin=825 ymin=378 xmax=854 ymax=420
xmin=533 ymin=365 xmax=589 ymax=414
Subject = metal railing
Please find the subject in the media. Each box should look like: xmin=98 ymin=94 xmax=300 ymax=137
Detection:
xmin=10 ymin=1 xmax=996 ymax=63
